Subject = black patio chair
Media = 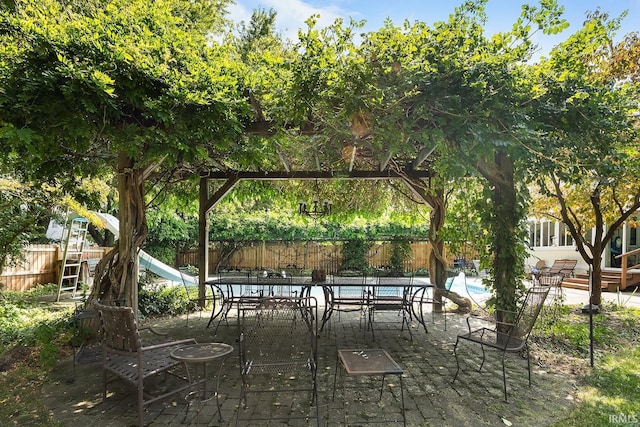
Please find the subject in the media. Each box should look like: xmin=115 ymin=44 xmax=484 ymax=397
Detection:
xmin=452 ymin=286 xmax=550 ymax=401
xmin=179 ymin=267 xmax=218 ymax=326
xmin=411 ymin=282 xmax=447 ymax=333
xmin=368 ymin=275 xmax=414 ymax=340
xmin=322 ymin=274 xmax=369 ymax=332
xmin=236 ymin=296 xmax=319 ymax=426
xmin=207 ymin=271 xmax=251 ymax=332
xmin=536 ymin=272 xmax=564 ymax=303
xmin=256 ymin=275 xmax=296 ymax=297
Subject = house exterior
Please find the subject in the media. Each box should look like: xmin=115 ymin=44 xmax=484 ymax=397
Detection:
xmin=526 ymin=217 xmax=640 ymax=279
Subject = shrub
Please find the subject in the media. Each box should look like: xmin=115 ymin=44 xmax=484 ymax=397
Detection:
xmin=138 ymin=284 xmax=193 ymax=318
xmin=340 ymin=239 xmax=371 ymax=272
xmin=0 ymin=285 xmax=71 ymax=365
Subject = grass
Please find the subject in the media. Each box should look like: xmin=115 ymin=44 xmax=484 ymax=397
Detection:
xmin=534 ymin=301 xmax=640 ymax=427
xmin=0 ymin=286 xmax=639 ymax=426
xmin=0 ymin=282 xmax=194 ymax=426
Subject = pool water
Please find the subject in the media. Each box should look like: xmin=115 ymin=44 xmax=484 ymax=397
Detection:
xmin=446 ymin=275 xmax=490 ymax=295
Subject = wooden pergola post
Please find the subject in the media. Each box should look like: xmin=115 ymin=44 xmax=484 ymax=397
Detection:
xmin=196 ymin=168 xmax=435 ymax=303
xmin=198 ymin=177 xmax=209 ymax=303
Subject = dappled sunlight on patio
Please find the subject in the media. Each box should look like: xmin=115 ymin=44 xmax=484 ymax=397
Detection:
xmin=41 ymin=301 xmax=582 ymax=426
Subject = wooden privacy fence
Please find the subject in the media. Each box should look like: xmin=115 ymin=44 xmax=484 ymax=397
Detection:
xmin=179 ymin=241 xmax=436 ymax=275
xmin=3 ymin=241 xmax=463 ymax=292
xmin=0 ymin=245 xmax=110 ymax=292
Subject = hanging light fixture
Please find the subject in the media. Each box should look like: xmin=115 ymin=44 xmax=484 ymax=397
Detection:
xmin=299 ymin=180 xmax=332 ymax=218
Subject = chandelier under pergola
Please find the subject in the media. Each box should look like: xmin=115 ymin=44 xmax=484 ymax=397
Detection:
xmin=298 ymin=180 xmax=332 ymax=218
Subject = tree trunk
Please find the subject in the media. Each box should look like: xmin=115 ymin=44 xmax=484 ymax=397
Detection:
xmin=591 ymin=258 xmax=603 ymax=305
xmin=427 ymin=187 xmax=472 ymax=313
xmin=589 ymin=236 xmax=605 ymax=306
xmin=90 ymin=152 xmax=148 ymax=314
xmin=477 ymin=150 xmax=523 ymax=323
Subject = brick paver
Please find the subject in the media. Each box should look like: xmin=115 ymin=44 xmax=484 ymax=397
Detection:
xmin=43 ymin=304 xmax=578 ymax=426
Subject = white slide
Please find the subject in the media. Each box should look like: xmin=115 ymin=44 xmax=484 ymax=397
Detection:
xmin=92 ymin=212 xmax=197 ymax=286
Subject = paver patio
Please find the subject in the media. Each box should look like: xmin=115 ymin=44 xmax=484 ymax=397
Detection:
xmin=42 ymin=295 xmax=583 ymax=426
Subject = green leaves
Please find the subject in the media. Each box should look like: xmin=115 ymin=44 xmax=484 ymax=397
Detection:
xmin=1 ymin=0 xmax=243 ymax=182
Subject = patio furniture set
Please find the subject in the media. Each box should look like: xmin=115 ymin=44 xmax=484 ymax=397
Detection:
xmin=204 ymin=272 xmax=445 ymax=341
xmin=532 ymin=258 xmax=577 ymax=302
xmin=89 ymin=280 xmax=550 ymax=425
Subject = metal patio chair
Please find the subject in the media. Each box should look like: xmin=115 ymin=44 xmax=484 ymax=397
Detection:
xmin=368 ymin=275 xmax=414 ymax=340
xmin=94 ymin=302 xmax=197 ymax=426
xmin=207 ymin=271 xmax=251 ymax=332
xmin=179 ymin=267 xmax=219 ymax=326
xmin=256 ymin=274 xmax=296 ymax=297
xmin=236 ymin=296 xmax=320 ymax=426
xmin=411 ymin=282 xmax=447 ymax=333
xmin=322 ymin=274 xmax=369 ymax=332
xmin=452 ymin=286 xmax=550 ymax=401
xmin=536 ymin=272 xmax=564 ymax=303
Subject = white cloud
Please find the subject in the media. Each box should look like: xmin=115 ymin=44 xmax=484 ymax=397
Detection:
xmin=225 ymin=1 xmax=251 ymax=27
xmin=228 ymin=0 xmax=352 ymax=41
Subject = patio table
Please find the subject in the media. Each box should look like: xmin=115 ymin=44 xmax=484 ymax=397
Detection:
xmin=315 ymin=276 xmax=439 ymax=336
xmin=170 ymin=342 xmax=234 ymax=423
xmin=205 ymin=275 xmax=316 ymax=330
xmin=205 ymin=274 xmax=441 ymax=336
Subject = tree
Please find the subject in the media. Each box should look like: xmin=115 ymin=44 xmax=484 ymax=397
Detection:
xmin=0 ymin=0 xmax=247 ymax=310
xmin=145 ymin=181 xmax=200 ymax=266
xmin=529 ymin=11 xmax=640 ymax=306
xmin=4 ymin=0 xmax=634 ymax=322
xmin=0 ymin=175 xmax=58 ymax=277
xmin=288 ymin=0 xmax=569 ymax=315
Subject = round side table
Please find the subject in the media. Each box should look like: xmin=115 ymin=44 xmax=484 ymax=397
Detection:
xmin=170 ymin=342 xmax=234 ymax=423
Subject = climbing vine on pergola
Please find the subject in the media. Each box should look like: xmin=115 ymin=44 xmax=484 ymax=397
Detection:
xmin=2 ymin=0 xmax=637 ymax=317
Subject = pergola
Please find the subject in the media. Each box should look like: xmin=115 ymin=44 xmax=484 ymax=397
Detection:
xmin=194 ymin=157 xmax=436 ymax=288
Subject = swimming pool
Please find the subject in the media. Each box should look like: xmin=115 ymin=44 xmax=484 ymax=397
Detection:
xmin=446 ymin=275 xmax=490 ymax=295
xmin=412 ymin=275 xmax=490 ymax=296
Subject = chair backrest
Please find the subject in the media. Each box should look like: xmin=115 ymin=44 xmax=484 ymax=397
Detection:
xmin=376 ymin=276 xmax=413 ymax=286
xmin=215 ymin=271 xmax=252 ymax=298
xmin=332 ymin=274 xmax=367 ymax=299
xmin=375 ymin=276 xmax=413 ymax=298
xmin=257 ymin=276 xmax=295 ymax=297
xmin=547 ymin=259 xmax=577 ymax=276
xmin=238 ymin=296 xmax=317 ymax=368
xmin=538 ymin=274 xmax=563 ymax=287
xmin=94 ymin=302 xmax=142 ymax=353
xmin=510 ymin=287 xmax=550 ymax=340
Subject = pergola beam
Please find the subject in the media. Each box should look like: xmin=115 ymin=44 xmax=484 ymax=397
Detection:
xmin=200 ymin=168 xmax=433 ymax=180
xmin=197 ymin=166 xmax=434 ymax=281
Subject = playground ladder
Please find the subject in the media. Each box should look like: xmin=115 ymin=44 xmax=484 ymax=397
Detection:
xmin=56 ymin=217 xmax=89 ymax=301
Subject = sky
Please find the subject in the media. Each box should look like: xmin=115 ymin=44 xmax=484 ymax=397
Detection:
xmin=227 ymin=0 xmax=640 ymax=56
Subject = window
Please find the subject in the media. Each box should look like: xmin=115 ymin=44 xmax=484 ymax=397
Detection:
xmin=558 ymin=223 xmax=573 ymax=247
xmin=528 ymin=220 xmax=575 ymax=247
xmin=528 ymin=221 xmax=540 ymax=247
xmin=539 ymin=221 xmax=555 ymax=247
xmin=584 ymin=228 xmax=593 ymax=245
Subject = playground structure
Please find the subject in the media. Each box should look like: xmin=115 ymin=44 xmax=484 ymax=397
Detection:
xmin=53 ymin=212 xmax=195 ymax=301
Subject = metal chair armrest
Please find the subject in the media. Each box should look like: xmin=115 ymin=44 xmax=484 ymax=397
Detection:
xmin=139 ymin=326 xmax=169 ymax=338
xmin=140 ymin=338 xmax=197 ymax=352
xmin=465 ymin=315 xmax=487 ymax=333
